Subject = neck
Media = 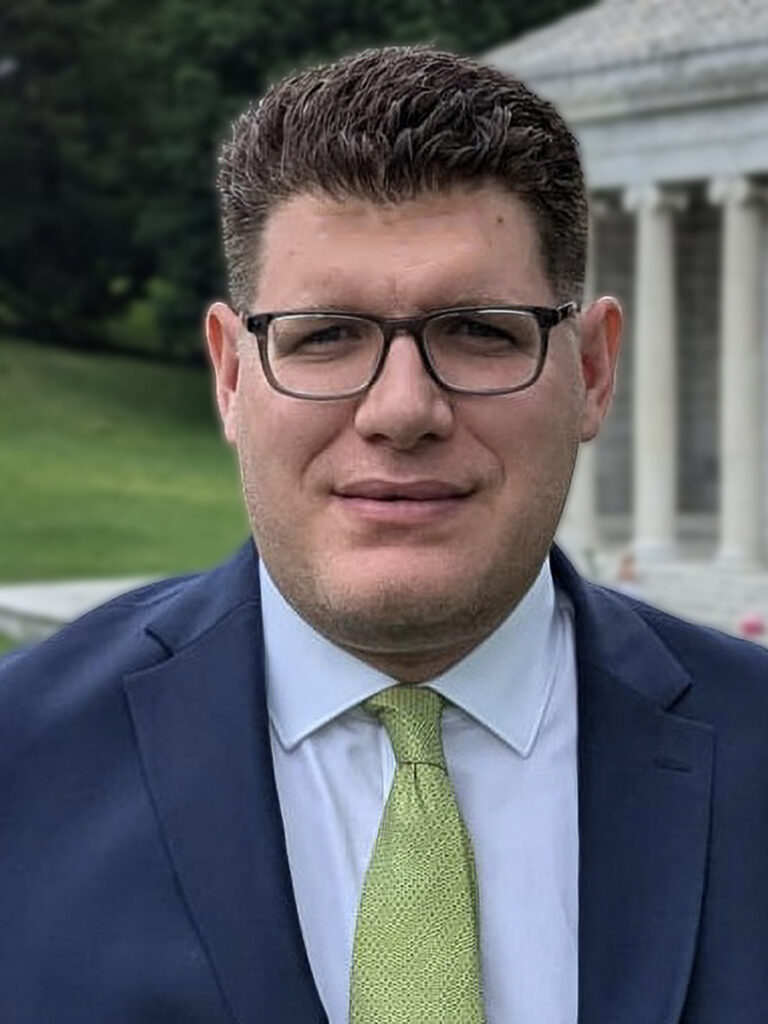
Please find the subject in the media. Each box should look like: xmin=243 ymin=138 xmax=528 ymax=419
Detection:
xmin=336 ymin=613 xmax=512 ymax=684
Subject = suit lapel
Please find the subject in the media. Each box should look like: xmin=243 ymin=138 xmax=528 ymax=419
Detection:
xmin=552 ymin=550 xmax=714 ymax=1024
xmin=123 ymin=544 xmax=327 ymax=1024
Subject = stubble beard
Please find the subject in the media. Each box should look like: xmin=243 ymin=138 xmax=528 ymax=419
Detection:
xmin=239 ymin=462 xmax=568 ymax=680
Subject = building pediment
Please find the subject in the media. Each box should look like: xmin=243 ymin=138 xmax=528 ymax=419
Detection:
xmin=486 ymin=0 xmax=768 ymax=189
xmin=486 ymin=0 xmax=768 ymax=122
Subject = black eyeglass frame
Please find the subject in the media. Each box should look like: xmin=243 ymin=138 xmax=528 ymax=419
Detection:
xmin=239 ymin=302 xmax=581 ymax=400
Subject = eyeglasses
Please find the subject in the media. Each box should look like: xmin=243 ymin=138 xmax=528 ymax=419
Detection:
xmin=239 ymin=303 xmax=580 ymax=400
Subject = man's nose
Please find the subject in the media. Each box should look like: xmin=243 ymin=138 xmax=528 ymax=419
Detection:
xmin=353 ymin=332 xmax=455 ymax=449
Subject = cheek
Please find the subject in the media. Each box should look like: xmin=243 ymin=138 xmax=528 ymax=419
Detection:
xmin=465 ymin=387 xmax=579 ymax=497
xmin=234 ymin=377 xmax=348 ymax=496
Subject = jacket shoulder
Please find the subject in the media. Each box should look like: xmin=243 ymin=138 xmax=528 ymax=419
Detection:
xmin=597 ymin=582 xmax=768 ymax=716
xmin=0 ymin=573 xmax=199 ymax=753
xmin=0 ymin=572 xmax=197 ymax=672
xmin=0 ymin=541 xmax=260 ymax=752
xmin=624 ymin=589 xmax=768 ymax=672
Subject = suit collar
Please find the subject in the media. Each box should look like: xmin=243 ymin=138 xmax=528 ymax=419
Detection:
xmin=550 ymin=545 xmax=693 ymax=710
xmin=145 ymin=540 xmax=691 ymax=708
xmin=144 ymin=539 xmax=261 ymax=656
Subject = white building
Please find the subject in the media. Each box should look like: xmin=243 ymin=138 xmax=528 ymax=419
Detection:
xmin=486 ymin=0 xmax=768 ymax=635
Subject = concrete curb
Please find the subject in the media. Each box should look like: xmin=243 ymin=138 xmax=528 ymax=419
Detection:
xmin=0 ymin=579 xmax=153 ymax=642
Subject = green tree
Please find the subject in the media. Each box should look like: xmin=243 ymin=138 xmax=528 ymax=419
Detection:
xmin=0 ymin=0 xmax=592 ymax=358
xmin=0 ymin=0 xmax=153 ymax=345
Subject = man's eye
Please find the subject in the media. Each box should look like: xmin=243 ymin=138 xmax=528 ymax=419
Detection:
xmin=439 ymin=317 xmax=525 ymax=349
xmin=298 ymin=325 xmax=355 ymax=346
xmin=273 ymin=318 xmax=368 ymax=356
xmin=452 ymin=319 xmax=512 ymax=339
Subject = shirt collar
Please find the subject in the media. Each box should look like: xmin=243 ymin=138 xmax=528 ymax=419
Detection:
xmin=260 ymin=556 xmax=557 ymax=757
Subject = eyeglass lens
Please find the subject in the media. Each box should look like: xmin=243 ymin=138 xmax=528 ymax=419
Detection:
xmin=267 ymin=311 xmax=543 ymax=396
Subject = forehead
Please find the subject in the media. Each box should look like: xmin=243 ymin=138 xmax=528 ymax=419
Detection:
xmin=252 ymin=185 xmax=552 ymax=313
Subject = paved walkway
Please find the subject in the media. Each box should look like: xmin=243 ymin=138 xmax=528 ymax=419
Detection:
xmin=0 ymin=578 xmax=152 ymax=642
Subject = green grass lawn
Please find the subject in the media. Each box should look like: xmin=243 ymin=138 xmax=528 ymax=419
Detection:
xmin=0 ymin=335 xmax=248 ymax=582
xmin=0 ymin=633 xmax=18 ymax=656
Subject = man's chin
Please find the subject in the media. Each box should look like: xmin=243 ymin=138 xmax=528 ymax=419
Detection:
xmin=300 ymin=562 xmax=501 ymax=656
xmin=330 ymin=541 xmax=469 ymax=582
xmin=325 ymin=553 xmax=468 ymax=607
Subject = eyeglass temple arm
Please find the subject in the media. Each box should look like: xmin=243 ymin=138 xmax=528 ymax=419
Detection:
xmin=551 ymin=301 xmax=581 ymax=326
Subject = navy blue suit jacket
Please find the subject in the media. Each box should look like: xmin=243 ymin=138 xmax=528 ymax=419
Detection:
xmin=2 ymin=541 xmax=768 ymax=1023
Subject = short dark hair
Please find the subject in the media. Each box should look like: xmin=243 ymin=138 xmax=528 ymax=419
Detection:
xmin=217 ymin=45 xmax=587 ymax=308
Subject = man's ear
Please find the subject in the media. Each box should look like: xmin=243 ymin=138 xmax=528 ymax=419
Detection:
xmin=205 ymin=302 xmax=241 ymax=445
xmin=578 ymin=296 xmax=622 ymax=442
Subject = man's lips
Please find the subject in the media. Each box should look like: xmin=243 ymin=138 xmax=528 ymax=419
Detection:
xmin=334 ymin=479 xmax=473 ymax=501
xmin=332 ymin=479 xmax=473 ymax=524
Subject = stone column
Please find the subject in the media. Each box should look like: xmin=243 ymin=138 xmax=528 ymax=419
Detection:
xmin=709 ymin=176 xmax=766 ymax=568
xmin=623 ymin=184 xmax=687 ymax=561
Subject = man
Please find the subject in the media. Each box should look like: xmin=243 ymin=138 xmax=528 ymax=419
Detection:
xmin=1 ymin=45 xmax=767 ymax=1024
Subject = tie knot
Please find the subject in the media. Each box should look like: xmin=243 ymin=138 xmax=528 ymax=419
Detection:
xmin=364 ymin=685 xmax=446 ymax=769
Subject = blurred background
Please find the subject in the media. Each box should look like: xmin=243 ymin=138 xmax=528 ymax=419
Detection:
xmin=2 ymin=0 xmax=768 ymax=649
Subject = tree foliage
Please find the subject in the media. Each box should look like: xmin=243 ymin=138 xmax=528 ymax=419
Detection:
xmin=0 ymin=0 xmax=591 ymax=358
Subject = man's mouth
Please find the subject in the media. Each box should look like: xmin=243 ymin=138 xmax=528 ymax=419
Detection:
xmin=335 ymin=479 xmax=471 ymax=501
xmin=332 ymin=479 xmax=473 ymax=523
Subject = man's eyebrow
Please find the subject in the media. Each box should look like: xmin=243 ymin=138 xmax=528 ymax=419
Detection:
xmin=432 ymin=294 xmax=531 ymax=309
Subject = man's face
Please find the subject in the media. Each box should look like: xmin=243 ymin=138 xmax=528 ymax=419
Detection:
xmin=208 ymin=184 xmax=619 ymax=679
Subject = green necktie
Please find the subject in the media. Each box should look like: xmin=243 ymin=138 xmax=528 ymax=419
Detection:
xmin=350 ymin=685 xmax=484 ymax=1024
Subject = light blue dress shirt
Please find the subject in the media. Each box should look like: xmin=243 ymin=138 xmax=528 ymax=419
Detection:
xmin=261 ymin=556 xmax=578 ymax=1024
